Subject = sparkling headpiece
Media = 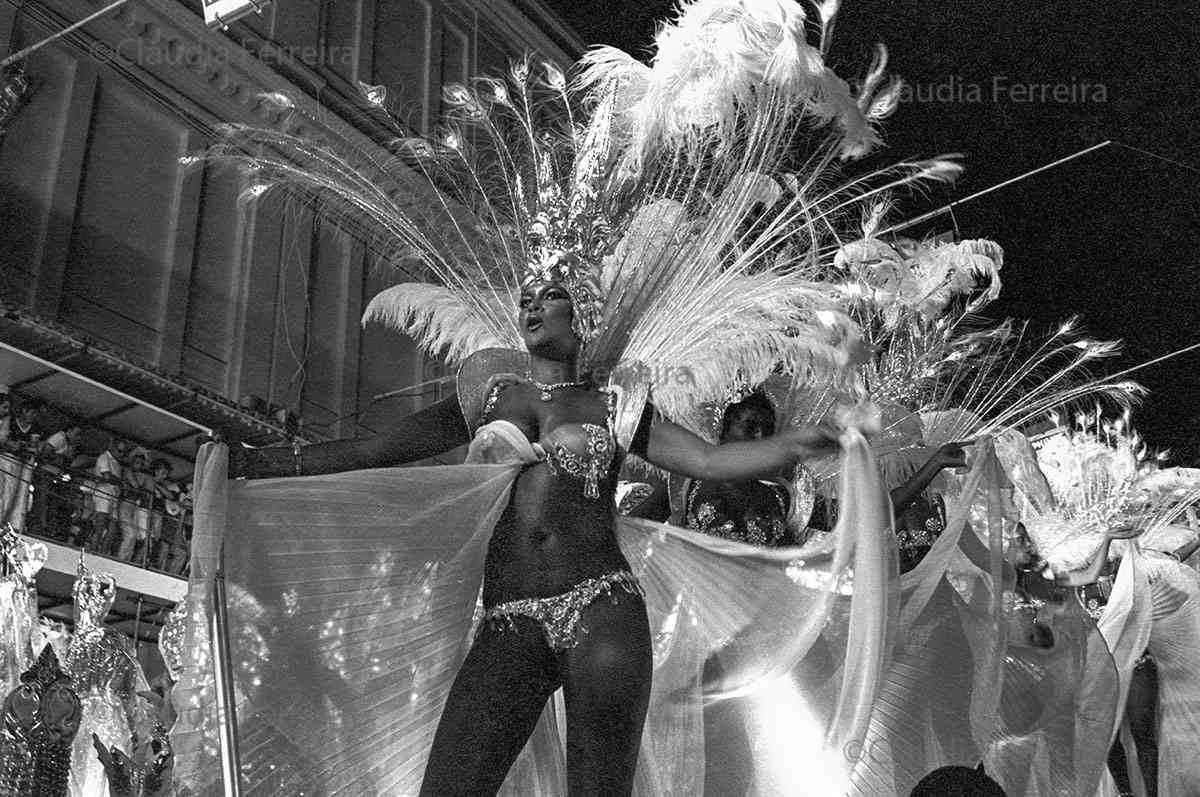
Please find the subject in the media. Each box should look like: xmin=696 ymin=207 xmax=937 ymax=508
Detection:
xmin=73 ymin=557 xmax=116 ymax=632
xmin=1 ymin=524 xmax=46 ymax=584
xmin=519 ymin=146 xmax=611 ymax=341
xmin=696 ymin=374 xmax=790 ymax=443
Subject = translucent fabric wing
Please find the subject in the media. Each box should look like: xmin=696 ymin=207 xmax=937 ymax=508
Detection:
xmin=846 ymin=439 xmax=1010 ymax=796
xmin=171 ymin=446 xmax=520 ymax=795
xmin=1093 ymin=549 xmax=1152 ymax=797
xmin=172 ymin=427 xmax=896 ymax=796
xmin=1141 ymin=551 xmax=1200 ymax=795
xmin=983 ymin=435 xmax=1122 ymax=797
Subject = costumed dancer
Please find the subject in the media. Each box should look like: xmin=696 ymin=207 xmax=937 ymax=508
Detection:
xmin=0 ymin=526 xmax=45 ymax=699
xmin=172 ymin=0 xmax=958 ymax=793
xmin=650 ymin=380 xmax=826 ymax=797
xmin=64 ymin=562 xmax=149 ymax=797
xmin=801 ymin=234 xmax=1012 ymax=796
xmin=813 ymin=227 xmax=1156 ymax=797
xmin=1043 ymin=420 xmax=1200 ymax=797
xmin=986 ymin=408 xmax=1200 ymax=797
xmin=672 ymin=382 xmax=808 ymax=547
xmin=847 ymin=275 xmax=1153 ymax=797
xmin=638 ymin=227 xmax=1011 ymax=797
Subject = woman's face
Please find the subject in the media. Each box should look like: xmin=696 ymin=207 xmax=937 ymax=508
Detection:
xmin=722 ymin=401 xmax=776 ymax=443
xmin=519 ymin=281 xmax=578 ymax=358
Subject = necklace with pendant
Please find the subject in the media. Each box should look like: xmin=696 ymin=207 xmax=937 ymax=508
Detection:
xmin=527 ymin=373 xmax=587 ymax=402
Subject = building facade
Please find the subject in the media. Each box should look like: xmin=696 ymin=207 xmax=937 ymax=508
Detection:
xmin=1 ymin=0 xmax=581 ymax=443
xmin=0 ymin=0 xmax=581 ymax=672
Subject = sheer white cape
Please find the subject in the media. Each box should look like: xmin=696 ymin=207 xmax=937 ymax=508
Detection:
xmin=171 ymin=423 xmax=896 ymax=796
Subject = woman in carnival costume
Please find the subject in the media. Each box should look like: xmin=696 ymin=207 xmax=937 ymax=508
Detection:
xmin=65 ymin=560 xmax=149 ymax=797
xmin=1018 ymin=415 xmax=1200 ymax=797
xmin=668 ymin=382 xmax=808 ymax=547
xmin=985 ymin=407 xmax=1200 ymax=797
xmin=650 ymin=227 xmax=1102 ymax=797
xmin=802 ymin=227 xmax=1158 ymax=797
xmin=791 ymin=236 xmax=1015 ymax=797
xmin=166 ymin=1 xmax=966 ymax=794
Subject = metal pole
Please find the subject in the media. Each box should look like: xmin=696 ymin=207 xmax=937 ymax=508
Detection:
xmin=210 ymin=541 xmax=243 ymax=797
xmin=132 ymin=594 xmax=143 ymax=654
xmin=878 ymin=140 xmax=1113 ymax=237
xmin=0 ymin=0 xmax=135 ymax=68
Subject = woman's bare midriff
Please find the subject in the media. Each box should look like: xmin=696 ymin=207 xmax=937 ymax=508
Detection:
xmin=481 ymin=462 xmax=631 ymax=607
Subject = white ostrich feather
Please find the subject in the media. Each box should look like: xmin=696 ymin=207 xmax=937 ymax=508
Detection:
xmin=578 ymin=0 xmax=891 ymax=176
xmin=904 ymin=238 xmax=1003 ymax=318
xmin=1025 ymin=415 xmax=1198 ymax=573
xmin=362 ymin=284 xmax=518 ymax=367
xmin=833 ymin=235 xmax=1003 ymax=322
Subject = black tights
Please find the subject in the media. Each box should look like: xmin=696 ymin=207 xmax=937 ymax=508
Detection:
xmin=419 ymin=593 xmax=653 ymax=797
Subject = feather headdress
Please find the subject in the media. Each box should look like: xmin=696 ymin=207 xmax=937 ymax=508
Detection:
xmin=1023 ymin=411 xmax=1200 ymax=573
xmin=779 ymin=233 xmax=1142 ymax=492
xmin=833 ymin=235 xmax=1003 ymax=324
xmin=196 ymin=0 xmax=960 ymax=440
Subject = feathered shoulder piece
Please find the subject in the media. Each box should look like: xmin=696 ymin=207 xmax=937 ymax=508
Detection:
xmin=456 ymin=348 xmax=529 ymax=434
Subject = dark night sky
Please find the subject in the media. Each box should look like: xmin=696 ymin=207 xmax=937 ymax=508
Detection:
xmin=545 ymin=0 xmax=1200 ymax=461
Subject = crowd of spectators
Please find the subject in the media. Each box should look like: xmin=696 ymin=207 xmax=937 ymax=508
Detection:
xmin=0 ymin=385 xmax=192 ymax=575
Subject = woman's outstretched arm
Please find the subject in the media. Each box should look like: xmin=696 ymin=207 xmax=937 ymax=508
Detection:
xmin=890 ymin=443 xmax=967 ymax=516
xmin=232 ymin=395 xmax=470 ymax=478
xmin=637 ymin=417 xmax=839 ymax=482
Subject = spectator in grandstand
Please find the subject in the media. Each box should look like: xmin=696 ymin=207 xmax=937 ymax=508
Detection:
xmin=29 ymin=423 xmax=82 ymax=541
xmin=88 ymin=436 xmax=127 ymax=554
xmin=0 ymin=386 xmax=21 ymax=530
xmin=147 ymin=458 xmax=179 ymax=571
xmin=0 ymin=397 xmax=45 ymax=531
xmin=40 ymin=424 xmax=81 ymax=467
xmin=164 ymin=481 xmax=192 ymax=575
xmin=118 ymin=447 xmax=153 ymax=562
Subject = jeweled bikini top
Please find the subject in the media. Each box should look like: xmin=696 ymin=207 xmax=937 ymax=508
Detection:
xmin=684 ymin=480 xmax=789 ymax=546
xmin=481 ymin=379 xmax=617 ymax=501
xmin=539 ymin=424 xmax=615 ymax=500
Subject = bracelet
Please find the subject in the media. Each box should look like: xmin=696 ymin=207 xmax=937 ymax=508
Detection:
xmin=292 ymin=439 xmax=303 ymax=476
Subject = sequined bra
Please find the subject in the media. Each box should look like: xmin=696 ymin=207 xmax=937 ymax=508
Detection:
xmin=481 ymin=379 xmax=617 ymax=501
xmin=685 ymin=479 xmax=790 ymax=546
xmin=540 ymin=424 xmax=615 ymax=500
xmin=895 ymin=495 xmax=946 ymax=573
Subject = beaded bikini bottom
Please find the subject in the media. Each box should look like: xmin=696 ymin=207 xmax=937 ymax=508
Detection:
xmin=481 ymin=570 xmax=643 ymax=652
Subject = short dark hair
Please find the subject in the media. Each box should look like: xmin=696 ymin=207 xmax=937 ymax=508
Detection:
xmin=720 ymin=392 xmax=776 ymax=440
xmin=910 ymin=765 xmax=1006 ymax=797
xmin=150 ymin=458 xmax=172 ymax=473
